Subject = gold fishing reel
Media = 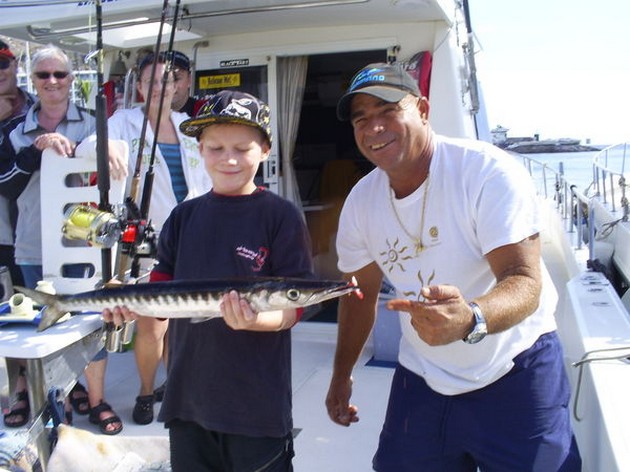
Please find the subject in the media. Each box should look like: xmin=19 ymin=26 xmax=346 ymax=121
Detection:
xmin=62 ymin=204 xmax=123 ymax=249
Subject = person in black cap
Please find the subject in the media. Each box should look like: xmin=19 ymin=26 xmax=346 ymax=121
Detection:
xmin=167 ymin=50 xmax=197 ymax=116
xmin=138 ymin=50 xmax=203 ymax=118
xmin=102 ymin=90 xmax=312 ymax=471
xmin=145 ymin=50 xmax=197 ymax=116
xmin=325 ymin=62 xmax=581 ymax=471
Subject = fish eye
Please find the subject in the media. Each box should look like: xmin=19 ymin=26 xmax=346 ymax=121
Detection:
xmin=286 ymin=289 xmax=300 ymax=301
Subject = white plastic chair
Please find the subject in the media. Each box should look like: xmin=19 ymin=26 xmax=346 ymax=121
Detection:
xmin=40 ymin=140 xmax=127 ymax=294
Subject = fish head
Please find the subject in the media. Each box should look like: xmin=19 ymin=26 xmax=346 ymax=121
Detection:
xmin=252 ymin=277 xmax=362 ymax=311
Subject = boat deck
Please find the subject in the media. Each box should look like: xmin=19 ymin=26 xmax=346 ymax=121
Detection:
xmin=65 ymin=321 xmax=394 ymax=471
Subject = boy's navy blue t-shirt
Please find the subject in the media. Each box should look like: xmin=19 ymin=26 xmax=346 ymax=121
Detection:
xmin=156 ymin=189 xmax=314 ymax=438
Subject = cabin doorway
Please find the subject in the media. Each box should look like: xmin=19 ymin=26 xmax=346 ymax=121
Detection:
xmin=295 ymin=50 xmax=385 ymax=273
xmin=293 ymin=49 xmax=385 ymax=321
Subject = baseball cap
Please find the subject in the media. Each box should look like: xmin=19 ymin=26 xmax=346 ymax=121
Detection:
xmin=0 ymin=39 xmax=15 ymax=61
xmin=137 ymin=50 xmax=190 ymax=73
xmin=164 ymin=50 xmax=190 ymax=71
xmin=180 ymin=90 xmax=272 ymax=145
xmin=337 ymin=62 xmax=421 ymax=121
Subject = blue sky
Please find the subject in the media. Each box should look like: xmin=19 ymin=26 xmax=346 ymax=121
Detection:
xmin=471 ymin=0 xmax=629 ymax=145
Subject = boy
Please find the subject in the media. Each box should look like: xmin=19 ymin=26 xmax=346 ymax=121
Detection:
xmin=103 ymin=90 xmax=313 ymax=471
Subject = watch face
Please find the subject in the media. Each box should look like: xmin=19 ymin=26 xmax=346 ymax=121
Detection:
xmin=466 ymin=331 xmax=484 ymax=344
xmin=464 ymin=323 xmax=487 ymax=344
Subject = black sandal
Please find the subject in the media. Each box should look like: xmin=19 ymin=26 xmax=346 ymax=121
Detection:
xmin=89 ymin=401 xmax=123 ymax=435
xmin=3 ymin=390 xmax=30 ymax=428
xmin=132 ymin=394 xmax=155 ymax=425
xmin=69 ymin=382 xmax=90 ymax=415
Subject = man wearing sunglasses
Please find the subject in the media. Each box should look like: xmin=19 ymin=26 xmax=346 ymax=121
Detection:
xmin=0 ymin=39 xmax=35 ymax=289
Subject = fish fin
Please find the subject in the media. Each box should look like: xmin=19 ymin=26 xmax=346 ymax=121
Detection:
xmin=14 ymin=286 xmax=58 ymax=307
xmin=14 ymin=286 xmax=69 ymax=332
xmin=36 ymin=306 xmax=71 ymax=332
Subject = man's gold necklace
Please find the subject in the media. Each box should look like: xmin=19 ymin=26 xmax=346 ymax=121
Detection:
xmin=389 ymin=174 xmax=430 ymax=256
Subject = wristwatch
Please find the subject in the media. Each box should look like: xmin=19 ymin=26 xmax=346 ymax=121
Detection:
xmin=463 ymin=302 xmax=488 ymax=344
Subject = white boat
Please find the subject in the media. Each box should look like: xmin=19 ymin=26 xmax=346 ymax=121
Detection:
xmin=0 ymin=1 xmax=628 ymax=471
xmin=515 ymin=146 xmax=630 ymax=472
xmin=0 ymin=1 xmax=485 ymax=470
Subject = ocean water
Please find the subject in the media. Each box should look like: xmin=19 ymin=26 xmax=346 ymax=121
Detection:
xmin=512 ymin=151 xmax=600 ymax=193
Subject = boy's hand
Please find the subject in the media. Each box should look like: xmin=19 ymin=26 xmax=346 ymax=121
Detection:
xmin=102 ymin=305 xmax=139 ymax=326
xmin=221 ymin=290 xmax=258 ymax=330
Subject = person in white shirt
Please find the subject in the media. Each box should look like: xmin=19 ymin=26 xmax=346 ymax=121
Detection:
xmin=325 ymin=62 xmax=581 ymax=472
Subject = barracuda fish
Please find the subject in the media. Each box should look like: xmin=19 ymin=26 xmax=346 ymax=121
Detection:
xmin=14 ymin=277 xmax=361 ymax=332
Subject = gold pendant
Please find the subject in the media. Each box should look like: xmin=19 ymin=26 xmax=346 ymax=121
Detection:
xmin=414 ymin=240 xmax=425 ymax=255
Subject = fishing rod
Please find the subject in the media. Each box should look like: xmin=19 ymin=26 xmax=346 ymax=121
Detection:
xmin=116 ymin=0 xmax=174 ymax=281
xmin=94 ymin=0 xmax=113 ymax=284
xmin=62 ymin=0 xmax=183 ymax=283
xmin=130 ymin=0 xmax=182 ymax=279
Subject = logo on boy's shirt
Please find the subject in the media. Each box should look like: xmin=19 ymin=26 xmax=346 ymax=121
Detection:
xmin=236 ymin=245 xmax=269 ymax=272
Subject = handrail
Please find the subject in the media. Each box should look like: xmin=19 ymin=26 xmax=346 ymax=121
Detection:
xmin=515 ymin=143 xmax=630 ymax=259
xmin=513 ymin=152 xmax=590 ymax=253
xmin=593 ymin=143 xmax=630 ymax=220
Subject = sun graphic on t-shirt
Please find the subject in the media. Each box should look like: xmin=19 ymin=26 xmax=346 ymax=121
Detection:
xmin=379 ymin=237 xmax=414 ymax=273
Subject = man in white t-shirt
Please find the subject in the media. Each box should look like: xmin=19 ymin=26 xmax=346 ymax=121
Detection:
xmin=325 ymin=63 xmax=581 ymax=471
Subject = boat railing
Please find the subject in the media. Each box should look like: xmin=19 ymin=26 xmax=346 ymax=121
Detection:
xmin=514 ymin=152 xmax=590 ymax=250
xmin=592 ymin=143 xmax=630 ymax=221
xmin=515 ymin=143 xmax=630 ymax=257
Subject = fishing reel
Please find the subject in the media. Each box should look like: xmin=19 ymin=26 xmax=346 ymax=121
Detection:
xmin=62 ymin=204 xmax=123 ymax=248
xmin=62 ymin=199 xmax=157 ymax=260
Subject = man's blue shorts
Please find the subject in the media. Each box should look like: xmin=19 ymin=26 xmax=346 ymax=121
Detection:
xmin=373 ymin=332 xmax=582 ymax=472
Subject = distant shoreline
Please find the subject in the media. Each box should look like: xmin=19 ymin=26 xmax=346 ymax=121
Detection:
xmin=505 ymin=143 xmax=601 ymax=154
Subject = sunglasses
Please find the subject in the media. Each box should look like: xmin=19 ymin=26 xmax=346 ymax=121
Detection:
xmin=0 ymin=59 xmax=12 ymax=70
xmin=34 ymin=71 xmax=70 ymax=80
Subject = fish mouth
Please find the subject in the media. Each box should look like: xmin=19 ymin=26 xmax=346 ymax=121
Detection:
xmin=308 ymin=277 xmax=363 ymax=303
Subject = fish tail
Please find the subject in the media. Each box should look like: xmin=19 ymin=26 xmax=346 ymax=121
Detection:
xmin=14 ymin=286 xmax=67 ymax=332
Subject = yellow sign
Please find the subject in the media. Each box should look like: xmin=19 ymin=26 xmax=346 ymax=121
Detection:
xmin=199 ymin=74 xmax=241 ymax=90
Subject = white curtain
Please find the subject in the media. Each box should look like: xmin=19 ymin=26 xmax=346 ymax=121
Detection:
xmin=277 ymin=56 xmax=308 ymax=218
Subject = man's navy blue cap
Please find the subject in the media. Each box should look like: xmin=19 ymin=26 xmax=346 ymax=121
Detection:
xmin=337 ymin=62 xmax=421 ymax=121
xmin=180 ymin=90 xmax=272 ymax=145
xmin=137 ymin=50 xmax=191 ymax=73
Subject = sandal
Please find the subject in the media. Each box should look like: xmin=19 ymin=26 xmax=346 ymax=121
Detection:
xmin=132 ymin=394 xmax=154 ymax=425
xmin=69 ymin=382 xmax=90 ymax=415
xmin=3 ymin=390 xmax=30 ymax=428
xmin=89 ymin=401 xmax=123 ymax=435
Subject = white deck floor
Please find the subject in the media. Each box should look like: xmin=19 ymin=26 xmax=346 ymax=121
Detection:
xmin=66 ymin=321 xmax=395 ymax=471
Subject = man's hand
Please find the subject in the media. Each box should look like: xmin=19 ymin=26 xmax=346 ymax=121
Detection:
xmin=386 ymin=285 xmax=474 ymax=346
xmin=325 ymin=375 xmax=359 ymax=426
xmin=107 ymin=139 xmax=129 ymax=181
